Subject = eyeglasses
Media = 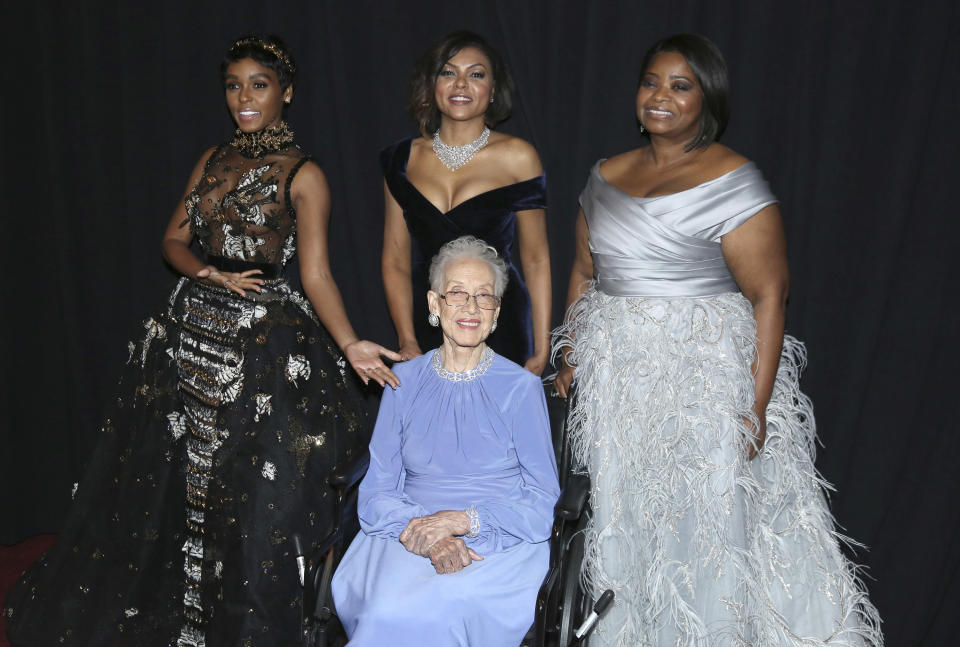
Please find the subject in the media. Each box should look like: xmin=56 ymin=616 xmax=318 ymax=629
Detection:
xmin=439 ymin=290 xmax=501 ymax=310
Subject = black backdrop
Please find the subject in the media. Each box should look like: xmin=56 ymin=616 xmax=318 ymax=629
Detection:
xmin=2 ymin=1 xmax=957 ymax=643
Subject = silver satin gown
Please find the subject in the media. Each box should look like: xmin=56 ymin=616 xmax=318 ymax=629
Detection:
xmin=552 ymin=161 xmax=883 ymax=647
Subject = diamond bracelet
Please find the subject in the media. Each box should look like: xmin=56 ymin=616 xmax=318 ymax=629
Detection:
xmin=465 ymin=507 xmax=480 ymax=538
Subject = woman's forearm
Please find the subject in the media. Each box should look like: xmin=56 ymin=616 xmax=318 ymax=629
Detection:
xmin=523 ymin=255 xmax=551 ymax=358
xmin=161 ymin=239 xmax=208 ymax=279
xmin=750 ymin=295 xmax=786 ymax=412
xmin=301 ymin=272 xmax=360 ymax=351
xmin=382 ymin=261 xmax=418 ymax=346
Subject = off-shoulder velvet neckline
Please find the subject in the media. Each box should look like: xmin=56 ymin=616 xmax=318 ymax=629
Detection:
xmin=396 ymin=137 xmax=546 ymax=216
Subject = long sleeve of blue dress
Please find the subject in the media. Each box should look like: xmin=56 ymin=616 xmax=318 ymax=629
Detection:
xmin=471 ymin=373 xmax=559 ymax=553
xmin=332 ymin=352 xmax=560 ymax=645
xmin=357 ymin=379 xmax=429 ymax=539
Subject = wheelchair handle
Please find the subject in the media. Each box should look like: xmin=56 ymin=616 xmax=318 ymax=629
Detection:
xmin=573 ymin=589 xmax=615 ymax=641
xmin=292 ymin=533 xmax=306 ymax=587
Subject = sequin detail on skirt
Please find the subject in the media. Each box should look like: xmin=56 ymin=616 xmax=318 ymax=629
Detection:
xmin=177 ymin=282 xmax=252 ymax=646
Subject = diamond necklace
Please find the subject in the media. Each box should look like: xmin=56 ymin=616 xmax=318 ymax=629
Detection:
xmin=432 ymin=126 xmax=491 ymax=171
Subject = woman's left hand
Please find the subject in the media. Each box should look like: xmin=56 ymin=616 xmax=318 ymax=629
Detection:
xmin=343 ymin=340 xmax=403 ymax=389
xmin=399 ymin=510 xmax=471 ymax=556
xmin=427 ymin=537 xmax=483 ymax=574
xmin=523 ymin=351 xmax=549 ymax=377
xmin=745 ymin=406 xmax=767 ymax=460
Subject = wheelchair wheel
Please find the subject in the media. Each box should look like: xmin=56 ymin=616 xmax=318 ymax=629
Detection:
xmin=557 ymin=528 xmax=587 ymax=647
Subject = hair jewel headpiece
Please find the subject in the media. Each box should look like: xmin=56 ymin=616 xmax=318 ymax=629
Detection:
xmin=232 ymin=37 xmax=296 ymax=75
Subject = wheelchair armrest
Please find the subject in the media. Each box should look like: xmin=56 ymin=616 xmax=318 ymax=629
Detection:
xmin=555 ymin=473 xmax=590 ymax=521
xmin=328 ymin=450 xmax=369 ymax=490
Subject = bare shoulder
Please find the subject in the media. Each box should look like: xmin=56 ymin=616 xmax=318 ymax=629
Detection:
xmin=487 ymin=132 xmax=543 ymax=178
xmin=598 ymin=148 xmax=644 ymax=179
xmin=192 ymin=146 xmax=219 ymax=173
xmin=410 ymin=135 xmax=432 ymax=154
xmin=290 ymin=160 xmax=329 ymax=197
xmin=701 ymin=144 xmax=751 ymax=175
xmin=183 ymin=146 xmax=220 ymax=190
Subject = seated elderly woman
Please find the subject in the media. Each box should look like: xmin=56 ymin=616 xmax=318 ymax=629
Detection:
xmin=331 ymin=235 xmax=560 ymax=646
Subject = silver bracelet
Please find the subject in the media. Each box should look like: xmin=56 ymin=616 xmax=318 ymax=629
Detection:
xmin=465 ymin=507 xmax=480 ymax=538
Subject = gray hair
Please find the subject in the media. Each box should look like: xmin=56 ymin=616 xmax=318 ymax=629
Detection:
xmin=428 ymin=236 xmax=509 ymax=297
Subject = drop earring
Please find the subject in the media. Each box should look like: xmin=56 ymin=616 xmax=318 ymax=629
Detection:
xmin=490 ymin=319 xmax=498 ymax=333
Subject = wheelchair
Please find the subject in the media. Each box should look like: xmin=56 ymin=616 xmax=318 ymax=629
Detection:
xmin=293 ymin=385 xmax=612 ymax=646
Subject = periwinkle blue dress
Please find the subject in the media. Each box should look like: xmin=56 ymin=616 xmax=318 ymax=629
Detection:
xmin=331 ymin=349 xmax=560 ymax=646
xmin=381 ymin=137 xmax=547 ymax=365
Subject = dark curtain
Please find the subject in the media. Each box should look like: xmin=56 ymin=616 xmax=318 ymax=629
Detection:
xmin=2 ymin=1 xmax=957 ymax=643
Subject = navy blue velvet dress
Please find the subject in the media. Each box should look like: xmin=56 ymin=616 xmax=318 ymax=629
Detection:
xmin=381 ymin=137 xmax=547 ymax=366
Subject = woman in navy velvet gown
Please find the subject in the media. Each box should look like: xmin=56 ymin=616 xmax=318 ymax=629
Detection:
xmin=381 ymin=30 xmax=551 ymax=373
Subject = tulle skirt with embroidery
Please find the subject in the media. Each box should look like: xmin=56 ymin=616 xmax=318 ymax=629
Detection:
xmin=4 ymin=277 xmax=369 ymax=647
xmin=551 ymin=285 xmax=882 ymax=647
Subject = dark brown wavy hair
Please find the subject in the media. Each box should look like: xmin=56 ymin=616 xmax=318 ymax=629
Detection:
xmin=407 ymin=31 xmax=515 ymax=135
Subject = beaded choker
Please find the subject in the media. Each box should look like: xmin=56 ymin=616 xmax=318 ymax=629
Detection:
xmin=231 ymin=121 xmax=295 ymax=157
xmin=432 ymin=347 xmax=494 ymax=382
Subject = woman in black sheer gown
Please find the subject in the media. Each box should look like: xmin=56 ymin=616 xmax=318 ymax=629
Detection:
xmin=381 ymin=30 xmax=551 ymax=373
xmin=4 ymin=34 xmax=399 ymax=647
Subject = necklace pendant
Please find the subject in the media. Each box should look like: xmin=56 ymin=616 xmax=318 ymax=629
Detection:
xmin=432 ymin=126 xmax=491 ymax=172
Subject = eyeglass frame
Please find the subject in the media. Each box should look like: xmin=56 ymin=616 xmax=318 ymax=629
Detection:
xmin=437 ymin=289 xmax=502 ymax=311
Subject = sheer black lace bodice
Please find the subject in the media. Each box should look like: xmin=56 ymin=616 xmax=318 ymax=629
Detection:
xmin=4 ymin=131 xmax=370 ymax=646
xmin=185 ymin=142 xmax=308 ymax=265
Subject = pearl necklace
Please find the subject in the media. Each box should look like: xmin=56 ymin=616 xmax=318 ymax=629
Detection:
xmin=432 ymin=126 xmax=490 ymax=171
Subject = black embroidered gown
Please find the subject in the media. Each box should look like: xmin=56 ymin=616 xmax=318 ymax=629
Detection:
xmin=4 ymin=133 xmax=368 ymax=646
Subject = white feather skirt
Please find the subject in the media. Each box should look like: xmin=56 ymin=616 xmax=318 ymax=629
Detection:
xmin=552 ymin=285 xmax=882 ymax=647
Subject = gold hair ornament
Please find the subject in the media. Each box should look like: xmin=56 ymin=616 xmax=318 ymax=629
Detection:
xmin=232 ymin=37 xmax=296 ymax=76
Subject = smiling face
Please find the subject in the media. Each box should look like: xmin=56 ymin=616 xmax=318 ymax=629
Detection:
xmin=636 ymin=51 xmax=704 ymax=142
xmin=224 ymin=58 xmax=291 ymax=132
xmin=427 ymin=256 xmax=500 ymax=351
xmin=433 ymin=47 xmax=494 ymax=123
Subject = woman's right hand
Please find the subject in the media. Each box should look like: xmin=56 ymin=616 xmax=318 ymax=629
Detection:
xmin=196 ymin=265 xmax=264 ymax=297
xmin=427 ymin=537 xmax=483 ymax=574
xmin=554 ymin=362 xmax=574 ymax=399
xmin=343 ymin=340 xmax=402 ymax=389
xmin=397 ymin=340 xmax=423 ymax=362
xmin=399 ymin=510 xmax=470 ymax=556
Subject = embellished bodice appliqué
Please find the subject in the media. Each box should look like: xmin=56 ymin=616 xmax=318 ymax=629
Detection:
xmin=185 ymin=142 xmax=307 ymax=265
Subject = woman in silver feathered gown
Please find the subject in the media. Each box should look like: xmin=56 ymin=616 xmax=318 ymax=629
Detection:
xmin=552 ymin=34 xmax=883 ymax=647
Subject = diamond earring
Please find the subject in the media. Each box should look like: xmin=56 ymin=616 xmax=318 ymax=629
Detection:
xmin=490 ymin=319 xmax=498 ymax=333
xmin=428 ymin=312 xmax=440 ymax=327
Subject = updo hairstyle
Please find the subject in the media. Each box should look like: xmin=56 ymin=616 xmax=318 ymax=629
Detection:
xmin=429 ymin=236 xmax=509 ymax=297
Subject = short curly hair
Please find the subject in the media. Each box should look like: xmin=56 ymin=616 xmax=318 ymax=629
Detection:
xmin=429 ymin=236 xmax=509 ymax=297
xmin=222 ymin=33 xmax=296 ymax=91
xmin=408 ymin=31 xmax=515 ymax=136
